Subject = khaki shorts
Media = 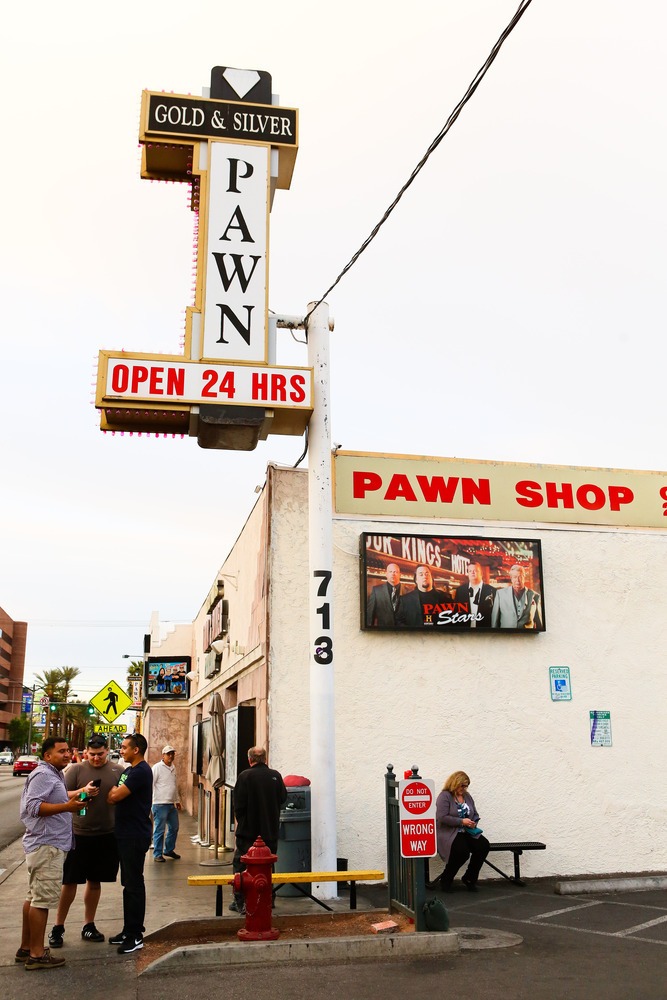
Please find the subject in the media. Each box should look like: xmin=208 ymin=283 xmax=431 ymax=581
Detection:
xmin=26 ymin=845 xmax=66 ymax=909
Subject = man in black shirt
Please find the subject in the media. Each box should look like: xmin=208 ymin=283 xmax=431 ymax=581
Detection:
xmin=107 ymin=733 xmax=153 ymax=954
xmin=396 ymin=565 xmax=452 ymax=627
xmin=231 ymin=747 xmax=286 ymax=913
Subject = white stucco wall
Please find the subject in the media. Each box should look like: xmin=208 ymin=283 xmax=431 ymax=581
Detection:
xmin=268 ymin=465 xmax=667 ymax=879
xmin=191 ymin=489 xmax=268 ymax=711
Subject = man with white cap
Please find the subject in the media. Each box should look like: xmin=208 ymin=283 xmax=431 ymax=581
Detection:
xmin=151 ymin=745 xmax=181 ymax=862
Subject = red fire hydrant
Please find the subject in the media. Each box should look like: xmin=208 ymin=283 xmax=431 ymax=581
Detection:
xmin=232 ymin=836 xmax=280 ymax=941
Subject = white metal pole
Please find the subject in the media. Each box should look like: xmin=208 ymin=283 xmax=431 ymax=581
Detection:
xmin=306 ymin=300 xmax=337 ymax=898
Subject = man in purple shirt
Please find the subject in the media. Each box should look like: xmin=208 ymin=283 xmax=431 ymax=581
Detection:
xmin=17 ymin=736 xmax=97 ymax=971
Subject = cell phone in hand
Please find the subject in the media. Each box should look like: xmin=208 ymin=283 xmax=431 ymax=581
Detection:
xmin=91 ymin=779 xmax=102 ymax=788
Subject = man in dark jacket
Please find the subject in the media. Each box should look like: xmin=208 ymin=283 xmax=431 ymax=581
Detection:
xmin=453 ymin=562 xmax=496 ymax=628
xmin=231 ymin=747 xmax=286 ymax=913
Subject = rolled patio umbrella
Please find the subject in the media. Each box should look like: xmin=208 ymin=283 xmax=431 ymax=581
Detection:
xmin=206 ymin=691 xmax=225 ymax=788
xmin=201 ymin=691 xmax=230 ymax=868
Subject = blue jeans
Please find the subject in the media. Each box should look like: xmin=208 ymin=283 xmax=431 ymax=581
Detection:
xmin=153 ymin=803 xmax=179 ymax=857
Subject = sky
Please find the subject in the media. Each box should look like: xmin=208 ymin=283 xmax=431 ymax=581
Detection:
xmin=2 ymin=0 xmax=665 ymax=700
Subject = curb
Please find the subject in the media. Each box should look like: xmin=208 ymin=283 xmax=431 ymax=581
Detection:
xmin=556 ymin=875 xmax=667 ymax=895
xmin=139 ymin=930 xmax=460 ymax=974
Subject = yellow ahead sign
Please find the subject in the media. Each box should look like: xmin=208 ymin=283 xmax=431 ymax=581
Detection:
xmin=91 ymin=680 xmax=132 ymax=722
xmin=94 ymin=724 xmax=127 ymax=734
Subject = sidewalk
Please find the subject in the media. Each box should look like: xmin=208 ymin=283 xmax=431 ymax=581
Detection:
xmin=5 ymin=815 xmax=666 ymax=975
xmin=0 ymin=814 xmax=385 ymax=968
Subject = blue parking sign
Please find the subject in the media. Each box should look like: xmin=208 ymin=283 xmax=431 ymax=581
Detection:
xmin=549 ymin=666 xmax=572 ymax=701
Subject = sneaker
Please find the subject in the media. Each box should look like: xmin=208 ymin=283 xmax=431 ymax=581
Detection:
xmin=81 ymin=922 xmax=105 ymax=942
xmin=48 ymin=925 xmax=64 ymax=948
xmin=154 ymin=855 xmax=166 ymax=863
xmin=108 ymin=931 xmax=127 ymax=946
xmin=461 ymin=875 xmax=479 ymax=892
xmin=117 ymin=936 xmax=143 ymax=955
xmin=164 ymin=851 xmax=181 ymax=860
xmin=25 ymin=948 xmax=66 ymax=971
xmin=15 ymin=948 xmax=30 ymax=963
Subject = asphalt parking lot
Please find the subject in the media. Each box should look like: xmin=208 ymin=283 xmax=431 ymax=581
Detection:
xmin=439 ymin=879 xmax=667 ymax=947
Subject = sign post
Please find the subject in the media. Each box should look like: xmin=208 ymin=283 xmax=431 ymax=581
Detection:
xmin=398 ymin=778 xmax=437 ymax=858
xmin=306 ymin=301 xmax=337 ymax=897
xmin=93 ymin=65 xmax=341 ymax=901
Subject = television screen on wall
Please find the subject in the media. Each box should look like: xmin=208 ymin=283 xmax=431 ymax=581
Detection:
xmin=361 ymin=532 xmax=546 ymax=633
xmin=145 ymin=657 xmax=191 ymax=699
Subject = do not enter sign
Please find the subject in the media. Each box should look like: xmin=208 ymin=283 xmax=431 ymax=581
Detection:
xmin=398 ymin=778 xmax=437 ymax=858
xmin=401 ymin=781 xmax=432 ymax=815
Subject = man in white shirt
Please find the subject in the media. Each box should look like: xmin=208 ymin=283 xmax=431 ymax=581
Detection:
xmin=151 ymin=745 xmax=181 ymax=862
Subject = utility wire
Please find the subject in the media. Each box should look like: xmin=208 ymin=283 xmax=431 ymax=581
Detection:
xmin=304 ymin=0 xmax=534 ymax=328
xmin=30 ymin=620 xmax=189 ymax=627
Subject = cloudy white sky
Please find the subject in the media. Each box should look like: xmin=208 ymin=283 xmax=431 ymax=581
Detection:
xmin=2 ymin=0 xmax=665 ymax=697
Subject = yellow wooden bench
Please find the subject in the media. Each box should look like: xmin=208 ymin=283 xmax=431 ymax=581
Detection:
xmin=188 ymin=869 xmax=384 ymax=914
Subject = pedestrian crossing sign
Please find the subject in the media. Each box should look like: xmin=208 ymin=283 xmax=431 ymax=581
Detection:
xmin=91 ymin=679 xmax=132 ymax=722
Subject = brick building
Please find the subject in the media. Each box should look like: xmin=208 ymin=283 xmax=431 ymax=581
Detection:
xmin=0 ymin=606 xmax=27 ymax=748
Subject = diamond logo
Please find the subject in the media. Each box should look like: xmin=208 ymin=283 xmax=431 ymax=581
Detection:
xmin=222 ymin=68 xmax=261 ymax=100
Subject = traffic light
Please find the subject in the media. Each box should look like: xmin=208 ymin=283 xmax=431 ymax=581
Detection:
xmin=50 ymin=702 xmax=58 ymax=712
xmin=87 ymin=705 xmax=95 ymax=715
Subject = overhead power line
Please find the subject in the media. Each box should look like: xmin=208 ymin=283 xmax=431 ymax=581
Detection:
xmin=30 ymin=620 xmax=189 ymax=627
xmin=304 ymin=0 xmax=535 ymax=326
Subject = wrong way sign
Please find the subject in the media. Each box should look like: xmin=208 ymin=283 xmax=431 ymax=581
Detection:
xmin=398 ymin=778 xmax=437 ymax=858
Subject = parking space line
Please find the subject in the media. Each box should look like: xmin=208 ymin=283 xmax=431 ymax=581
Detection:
xmin=528 ymin=901 xmax=603 ymax=922
xmin=539 ymin=919 xmax=667 ymax=946
xmin=448 ymin=892 xmax=518 ymax=908
xmin=615 ymin=914 xmax=667 ymax=937
xmin=587 ymin=897 xmax=667 ymax=913
xmin=451 ymin=909 xmax=667 ymax=947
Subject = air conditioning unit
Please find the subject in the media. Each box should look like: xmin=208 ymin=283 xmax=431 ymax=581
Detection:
xmin=204 ymin=649 xmax=221 ymax=679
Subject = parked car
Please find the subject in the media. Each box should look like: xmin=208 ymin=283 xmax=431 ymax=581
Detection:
xmin=0 ymin=751 xmax=14 ymax=765
xmin=109 ymin=751 xmax=121 ymax=761
xmin=13 ymin=754 xmax=39 ymax=777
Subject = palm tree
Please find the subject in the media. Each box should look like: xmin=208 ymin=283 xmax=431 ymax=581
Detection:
xmin=35 ymin=668 xmax=65 ymax=737
xmin=67 ymin=702 xmax=92 ymax=749
xmin=34 ymin=666 xmax=82 ymax=738
xmin=59 ymin=666 xmax=80 ymax=704
xmin=59 ymin=666 xmax=82 ymax=742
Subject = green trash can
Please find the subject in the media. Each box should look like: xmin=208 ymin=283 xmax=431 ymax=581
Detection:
xmin=275 ymin=786 xmax=311 ymax=897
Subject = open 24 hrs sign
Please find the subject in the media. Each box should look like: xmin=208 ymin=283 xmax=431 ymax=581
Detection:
xmin=398 ymin=778 xmax=437 ymax=858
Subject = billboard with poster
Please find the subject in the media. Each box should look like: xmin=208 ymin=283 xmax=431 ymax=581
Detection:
xmin=145 ymin=657 xmax=191 ymax=699
xmin=361 ymin=532 xmax=546 ymax=632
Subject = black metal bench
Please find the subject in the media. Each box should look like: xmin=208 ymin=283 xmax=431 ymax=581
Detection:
xmin=426 ymin=841 xmax=546 ymax=888
xmin=483 ymin=841 xmax=546 ymax=886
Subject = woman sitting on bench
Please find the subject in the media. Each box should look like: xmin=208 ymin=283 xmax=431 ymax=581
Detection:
xmin=435 ymin=771 xmax=490 ymax=892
